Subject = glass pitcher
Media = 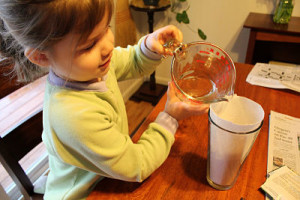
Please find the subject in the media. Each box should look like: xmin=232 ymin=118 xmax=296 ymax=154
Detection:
xmin=167 ymin=41 xmax=236 ymax=104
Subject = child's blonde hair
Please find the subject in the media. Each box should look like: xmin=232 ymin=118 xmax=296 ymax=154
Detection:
xmin=0 ymin=0 xmax=113 ymax=82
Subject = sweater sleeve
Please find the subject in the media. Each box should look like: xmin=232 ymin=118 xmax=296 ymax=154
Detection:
xmin=47 ymin=92 xmax=176 ymax=182
xmin=112 ymin=37 xmax=163 ymax=81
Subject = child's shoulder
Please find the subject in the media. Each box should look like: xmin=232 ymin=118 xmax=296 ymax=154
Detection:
xmin=47 ymin=87 xmax=106 ymax=110
xmin=45 ymin=88 xmax=114 ymax=131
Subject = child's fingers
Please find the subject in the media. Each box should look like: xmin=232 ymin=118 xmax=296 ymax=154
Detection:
xmin=167 ymin=81 xmax=181 ymax=103
xmin=183 ymin=103 xmax=210 ymax=117
xmin=167 ymin=82 xmax=175 ymax=96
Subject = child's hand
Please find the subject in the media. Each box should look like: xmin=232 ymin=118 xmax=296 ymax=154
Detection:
xmin=164 ymin=82 xmax=210 ymax=121
xmin=145 ymin=25 xmax=183 ymax=56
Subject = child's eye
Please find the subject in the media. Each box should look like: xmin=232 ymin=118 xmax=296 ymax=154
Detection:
xmin=83 ymin=41 xmax=96 ymax=51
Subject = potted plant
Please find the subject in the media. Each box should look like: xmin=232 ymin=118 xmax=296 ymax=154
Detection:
xmin=170 ymin=0 xmax=207 ymax=40
xmin=273 ymin=0 xmax=294 ymax=24
xmin=142 ymin=0 xmax=207 ymax=40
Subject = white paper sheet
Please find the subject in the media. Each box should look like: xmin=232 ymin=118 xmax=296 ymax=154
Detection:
xmin=261 ymin=166 xmax=300 ymax=200
xmin=263 ymin=111 xmax=300 ymax=200
xmin=267 ymin=111 xmax=300 ymax=174
xmin=246 ymin=63 xmax=300 ymax=92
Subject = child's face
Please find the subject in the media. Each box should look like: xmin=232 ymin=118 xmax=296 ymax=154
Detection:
xmin=48 ymin=11 xmax=114 ymax=82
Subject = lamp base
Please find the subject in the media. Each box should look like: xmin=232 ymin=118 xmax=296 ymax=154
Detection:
xmin=130 ymin=81 xmax=167 ymax=105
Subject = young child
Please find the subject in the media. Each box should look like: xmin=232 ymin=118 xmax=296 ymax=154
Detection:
xmin=0 ymin=0 xmax=209 ymax=199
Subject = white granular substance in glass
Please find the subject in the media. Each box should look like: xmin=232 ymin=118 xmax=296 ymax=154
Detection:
xmin=208 ymin=95 xmax=264 ymax=187
xmin=213 ymin=95 xmax=261 ymax=125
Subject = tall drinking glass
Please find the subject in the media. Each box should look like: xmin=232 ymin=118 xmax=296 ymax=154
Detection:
xmin=207 ymin=95 xmax=264 ymax=190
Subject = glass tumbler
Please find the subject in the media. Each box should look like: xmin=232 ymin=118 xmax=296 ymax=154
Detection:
xmin=207 ymin=96 xmax=264 ymax=190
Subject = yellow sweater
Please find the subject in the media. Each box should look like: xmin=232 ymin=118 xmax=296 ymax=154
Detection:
xmin=42 ymin=38 xmax=178 ymax=199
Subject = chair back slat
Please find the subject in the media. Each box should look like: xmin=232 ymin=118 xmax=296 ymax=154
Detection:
xmin=1 ymin=111 xmax=43 ymax=161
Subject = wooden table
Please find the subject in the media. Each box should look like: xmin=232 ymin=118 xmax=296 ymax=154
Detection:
xmin=243 ymin=12 xmax=300 ymax=65
xmin=88 ymin=63 xmax=300 ymax=200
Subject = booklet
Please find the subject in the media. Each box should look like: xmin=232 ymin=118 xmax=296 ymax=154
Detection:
xmin=261 ymin=166 xmax=300 ymax=200
xmin=262 ymin=111 xmax=300 ymax=200
xmin=267 ymin=111 xmax=300 ymax=174
xmin=246 ymin=63 xmax=300 ymax=92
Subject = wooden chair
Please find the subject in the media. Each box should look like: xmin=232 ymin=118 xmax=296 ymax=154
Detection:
xmin=0 ymin=74 xmax=47 ymax=200
xmin=0 ymin=61 xmax=25 ymax=99
xmin=0 ymin=113 xmax=44 ymax=200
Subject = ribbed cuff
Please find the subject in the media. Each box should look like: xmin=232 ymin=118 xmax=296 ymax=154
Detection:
xmin=155 ymin=112 xmax=179 ymax=135
xmin=141 ymin=35 xmax=162 ymax=60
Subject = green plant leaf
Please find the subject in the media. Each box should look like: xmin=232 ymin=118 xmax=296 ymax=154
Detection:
xmin=176 ymin=11 xmax=190 ymax=24
xmin=198 ymin=29 xmax=207 ymax=40
xmin=172 ymin=0 xmax=207 ymax=40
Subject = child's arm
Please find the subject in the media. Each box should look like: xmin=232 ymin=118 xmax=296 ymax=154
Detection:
xmin=164 ymin=82 xmax=210 ymax=121
xmin=144 ymin=25 xmax=183 ymax=56
xmin=150 ymin=82 xmax=209 ymax=139
xmin=112 ymin=25 xmax=182 ymax=81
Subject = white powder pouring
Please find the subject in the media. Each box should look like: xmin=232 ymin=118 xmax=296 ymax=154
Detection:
xmin=210 ymin=94 xmax=264 ymax=132
xmin=208 ymin=95 xmax=264 ymax=188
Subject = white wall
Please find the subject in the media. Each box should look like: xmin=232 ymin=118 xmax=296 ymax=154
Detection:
xmin=131 ymin=0 xmax=300 ymax=86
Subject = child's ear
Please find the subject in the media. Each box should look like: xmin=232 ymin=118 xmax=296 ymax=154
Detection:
xmin=24 ymin=48 xmax=50 ymax=67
